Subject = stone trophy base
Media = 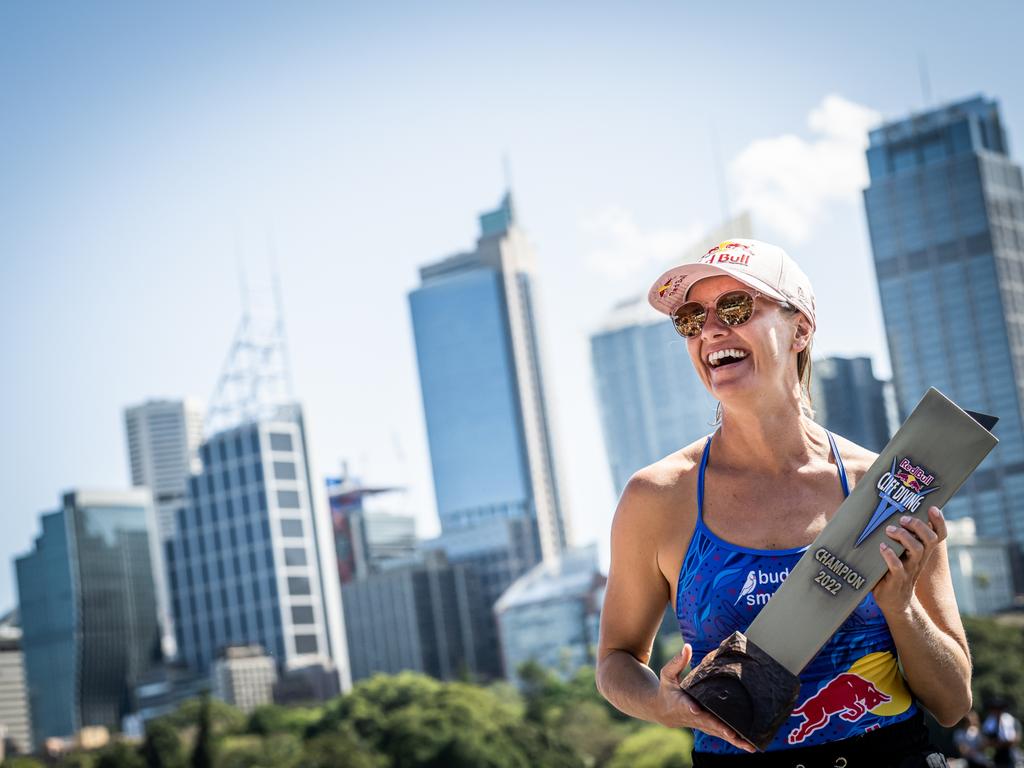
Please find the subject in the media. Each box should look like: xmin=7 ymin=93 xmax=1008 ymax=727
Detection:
xmin=680 ymin=631 xmax=801 ymax=752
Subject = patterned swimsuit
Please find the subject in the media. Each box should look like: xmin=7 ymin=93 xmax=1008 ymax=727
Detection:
xmin=676 ymin=432 xmax=919 ymax=754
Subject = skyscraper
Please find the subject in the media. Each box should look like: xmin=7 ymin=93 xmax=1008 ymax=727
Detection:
xmin=409 ymin=191 xmax=570 ymax=606
xmin=591 ymin=298 xmax=718 ymax=495
xmin=326 ymin=473 xmax=417 ymax=584
xmin=16 ymin=490 xmax=161 ymax=746
xmin=341 ymin=552 xmax=495 ymax=681
xmin=0 ymin=610 xmax=31 ymax=756
xmin=124 ymin=398 xmax=204 ymax=660
xmin=590 ymin=214 xmax=751 ymax=495
xmin=863 ymin=95 xmax=1024 ymax=584
xmin=810 ymin=356 xmax=891 ymax=452
xmin=166 ymin=405 xmax=351 ymax=693
xmin=124 ymin=399 xmax=204 ymax=542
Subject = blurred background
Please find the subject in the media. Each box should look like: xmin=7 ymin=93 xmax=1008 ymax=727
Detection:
xmin=2 ymin=2 xmax=1024 ymax=766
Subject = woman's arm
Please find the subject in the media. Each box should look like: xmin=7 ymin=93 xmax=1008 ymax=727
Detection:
xmin=874 ymin=505 xmax=973 ymax=726
xmin=595 ymin=474 xmax=755 ymax=752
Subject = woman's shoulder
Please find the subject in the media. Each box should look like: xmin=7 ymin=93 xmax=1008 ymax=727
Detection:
xmin=615 ymin=435 xmax=710 ymax=523
xmin=827 ymin=430 xmax=880 ymax=486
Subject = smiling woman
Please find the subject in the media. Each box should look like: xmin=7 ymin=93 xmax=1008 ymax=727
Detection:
xmin=594 ymin=239 xmax=967 ymax=766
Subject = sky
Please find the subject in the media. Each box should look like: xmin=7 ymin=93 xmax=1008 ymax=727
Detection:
xmin=2 ymin=1 xmax=1023 ymax=611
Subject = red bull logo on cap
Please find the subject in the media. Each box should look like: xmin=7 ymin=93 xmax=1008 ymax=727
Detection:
xmin=699 ymin=240 xmax=753 ymax=267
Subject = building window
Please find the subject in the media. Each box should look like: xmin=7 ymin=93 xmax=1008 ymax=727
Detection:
xmin=281 ymin=519 xmax=304 ymax=538
xmin=273 ymin=461 xmax=297 ymax=481
xmin=277 ymin=490 xmax=301 ymax=509
xmin=269 ymin=433 xmax=293 ymax=452
xmin=294 ymin=634 xmax=318 ymax=654
xmin=288 ymin=577 xmax=311 ymax=595
xmin=283 ymin=547 xmax=307 ymax=566
xmin=291 ymin=606 xmax=315 ymax=624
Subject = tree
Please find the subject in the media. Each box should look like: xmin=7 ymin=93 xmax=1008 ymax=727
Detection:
xmin=313 ymin=671 xmax=584 ymax=768
xmin=963 ymin=615 xmax=1024 ymax=711
xmin=247 ymin=704 xmax=322 ymax=737
xmin=607 ymin=726 xmax=693 ymax=768
xmin=2 ymin=758 xmax=47 ymax=768
xmin=142 ymin=718 xmax=184 ymax=768
xmin=95 ymin=743 xmax=144 ymax=768
xmin=190 ymin=692 xmax=216 ymax=768
xmin=303 ymin=729 xmax=387 ymax=768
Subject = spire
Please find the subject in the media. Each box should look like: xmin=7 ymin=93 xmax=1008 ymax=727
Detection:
xmin=205 ymin=252 xmax=295 ymax=436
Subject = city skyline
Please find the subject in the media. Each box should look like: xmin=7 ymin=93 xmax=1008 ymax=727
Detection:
xmin=4 ymin=3 xmax=1024 ymax=612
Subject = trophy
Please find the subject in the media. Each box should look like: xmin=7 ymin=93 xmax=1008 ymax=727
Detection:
xmin=680 ymin=388 xmax=998 ymax=750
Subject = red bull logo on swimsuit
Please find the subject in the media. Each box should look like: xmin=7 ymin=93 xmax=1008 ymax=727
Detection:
xmin=699 ymin=240 xmax=753 ymax=267
xmin=786 ymin=651 xmax=912 ymax=745
xmin=854 ymin=456 xmax=940 ymax=547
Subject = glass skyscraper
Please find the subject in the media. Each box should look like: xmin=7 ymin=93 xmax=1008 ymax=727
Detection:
xmin=166 ymin=404 xmax=350 ymax=692
xmin=16 ymin=489 xmax=161 ymax=746
xmin=863 ymin=95 xmax=1024 ymax=584
xmin=409 ymin=192 xmax=570 ymax=606
xmin=810 ymin=356 xmax=891 ymax=452
xmin=590 ymin=296 xmax=718 ymax=495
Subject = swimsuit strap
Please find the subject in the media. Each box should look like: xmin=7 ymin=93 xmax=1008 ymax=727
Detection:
xmin=825 ymin=429 xmax=850 ymax=498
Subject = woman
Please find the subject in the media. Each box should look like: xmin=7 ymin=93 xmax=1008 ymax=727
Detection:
xmin=595 ymin=239 xmax=972 ymax=766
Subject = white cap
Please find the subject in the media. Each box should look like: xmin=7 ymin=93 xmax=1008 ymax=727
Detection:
xmin=647 ymin=238 xmax=816 ymax=330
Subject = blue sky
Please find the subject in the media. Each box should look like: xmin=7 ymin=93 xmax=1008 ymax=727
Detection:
xmin=3 ymin=1 xmax=1023 ymax=611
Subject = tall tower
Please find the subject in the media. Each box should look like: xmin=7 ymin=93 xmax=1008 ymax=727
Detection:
xmin=863 ymin=95 xmax=1024 ymax=585
xmin=16 ymin=490 xmax=160 ymax=746
xmin=409 ymin=191 xmax=570 ymax=605
xmin=810 ymin=357 xmax=891 ymax=452
xmin=124 ymin=399 xmax=204 ymax=542
xmin=169 ymin=266 xmax=351 ymax=692
xmin=590 ymin=214 xmax=751 ymax=495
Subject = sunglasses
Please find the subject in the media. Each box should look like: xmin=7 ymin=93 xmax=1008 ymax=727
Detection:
xmin=671 ymin=289 xmax=785 ymax=338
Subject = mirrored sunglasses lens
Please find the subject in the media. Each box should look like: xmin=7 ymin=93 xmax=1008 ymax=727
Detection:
xmin=716 ymin=292 xmax=754 ymax=326
xmin=672 ymin=304 xmax=706 ymax=337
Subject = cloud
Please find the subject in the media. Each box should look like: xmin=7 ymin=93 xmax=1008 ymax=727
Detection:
xmin=579 ymin=205 xmax=702 ymax=279
xmin=730 ymin=94 xmax=880 ymax=243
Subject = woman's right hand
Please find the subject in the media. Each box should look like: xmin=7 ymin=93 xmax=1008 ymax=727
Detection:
xmin=657 ymin=644 xmax=757 ymax=753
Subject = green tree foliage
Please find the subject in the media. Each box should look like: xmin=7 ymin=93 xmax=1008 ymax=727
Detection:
xmin=963 ymin=615 xmax=1024 ymax=710
xmin=142 ymin=718 xmax=184 ymax=768
xmin=607 ymin=725 xmax=693 ymax=768
xmin=94 ymin=743 xmax=144 ymax=768
xmin=1 ymin=758 xmax=47 ymax=768
xmin=218 ymin=734 xmax=304 ymax=768
xmin=246 ymin=704 xmax=322 ymax=737
xmin=315 ymin=671 xmax=583 ymax=768
xmin=166 ymin=696 xmax=245 ymax=737
xmin=189 ymin=692 xmax=216 ymax=768
xmin=303 ymin=728 xmax=388 ymax=768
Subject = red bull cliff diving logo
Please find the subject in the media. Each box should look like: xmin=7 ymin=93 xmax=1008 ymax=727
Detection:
xmin=787 ymin=652 xmax=912 ymax=744
xmin=698 ymin=240 xmax=753 ymax=267
xmin=854 ymin=456 xmax=939 ymax=547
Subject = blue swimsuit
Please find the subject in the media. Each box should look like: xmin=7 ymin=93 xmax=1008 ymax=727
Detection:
xmin=676 ymin=432 xmax=919 ymax=754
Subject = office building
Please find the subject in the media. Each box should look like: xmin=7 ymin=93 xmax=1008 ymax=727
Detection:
xmin=341 ymin=553 xmax=496 ymax=681
xmin=591 ymin=297 xmax=718 ymax=495
xmin=408 ymin=191 xmax=570 ymax=606
xmin=327 ymin=472 xmax=417 ymax=583
xmin=810 ymin=356 xmax=891 ymax=451
xmin=213 ymin=646 xmax=277 ymax=713
xmin=494 ymin=545 xmax=606 ymax=681
xmin=864 ymin=95 xmax=1024 ymax=584
xmin=125 ymin=399 xmax=204 ymax=542
xmin=590 ymin=214 xmax=751 ymax=495
xmin=0 ymin=610 xmax=31 ymax=756
xmin=945 ymin=517 xmax=1014 ymax=615
xmin=16 ymin=489 xmax=161 ymax=746
xmin=124 ymin=398 xmax=203 ymax=660
xmin=167 ymin=404 xmax=350 ymax=693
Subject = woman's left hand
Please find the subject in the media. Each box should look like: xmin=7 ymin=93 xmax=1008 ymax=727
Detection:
xmin=872 ymin=505 xmax=947 ymax=616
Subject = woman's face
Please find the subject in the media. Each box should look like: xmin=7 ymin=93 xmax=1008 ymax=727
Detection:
xmin=683 ymin=274 xmax=808 ymax=403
